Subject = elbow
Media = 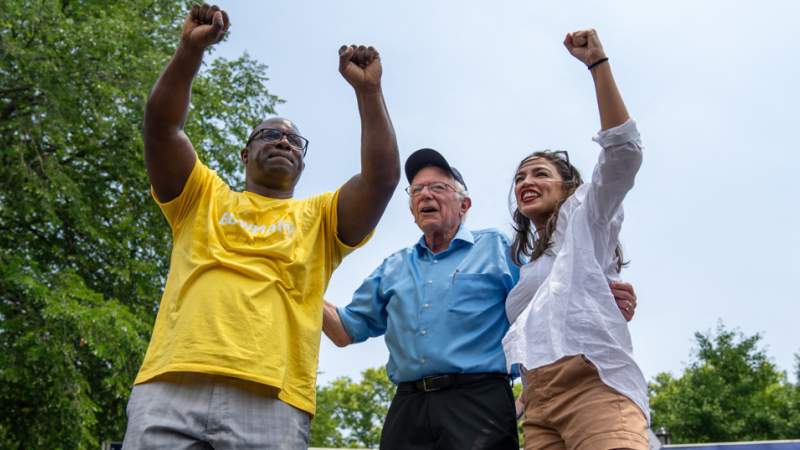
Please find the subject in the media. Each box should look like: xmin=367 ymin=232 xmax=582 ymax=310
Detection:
xmin=143 ymin=108 xmax=166 ymax=143
xmin=323 ymin=321 xmax=354 ymax=348
xmin=388 ymin=165 xmax=401 ymax=187
xmin=386 ymin=165 xmax=400 ymax=190
xmin=332 ymin=334 xmax=353 ymax=348
xmin=143 ymin=94 xmax=160 ymax=128
xmin=385 ymin=157 xmax=401 ymax=186
xmin=378 ymin=158 xmax=401 ymax=185
xmin=368 ymin=166 xmax=401 ymax=195
xmin=383 ymin=171 xmax=402 ymax=194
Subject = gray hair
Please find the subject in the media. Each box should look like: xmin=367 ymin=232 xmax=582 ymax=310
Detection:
xmin=453 ymin=180 xmax=470 ymax=224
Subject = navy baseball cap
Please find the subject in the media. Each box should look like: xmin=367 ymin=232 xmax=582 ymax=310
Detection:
xmin=404 ymin=148 xmax=467 ymax=191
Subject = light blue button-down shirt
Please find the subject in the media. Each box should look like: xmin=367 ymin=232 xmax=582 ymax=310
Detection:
xmin=338 ymin=226 xmax=520 ymax=383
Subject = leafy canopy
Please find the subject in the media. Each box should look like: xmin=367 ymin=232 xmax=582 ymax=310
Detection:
xmin=311 ymin=367 xmax=396 ymax=448
xmin=649 ymin=322 xmax=800 ymax=443
xmin=0 ymin=1 xmax=281 ymax=448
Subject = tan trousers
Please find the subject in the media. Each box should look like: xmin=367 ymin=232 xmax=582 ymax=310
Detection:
xmin=522 ymin=355 xmax=648 ymax=450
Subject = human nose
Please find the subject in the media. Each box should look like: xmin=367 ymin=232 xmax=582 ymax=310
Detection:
xmin=273 ymin=133 xmax=292 ymax=148
xmin=517 ymin=174 xmax=536 ymax=188
xmin=276 ymin=134 xmax=305 ymax=154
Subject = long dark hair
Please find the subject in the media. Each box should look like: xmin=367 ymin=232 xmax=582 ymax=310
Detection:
xmin=509 ymin=150 xmax=626 ymax=272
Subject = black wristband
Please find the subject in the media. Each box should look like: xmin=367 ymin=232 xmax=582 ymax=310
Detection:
xmin=587 ymin=57 xmax=609 ymax=71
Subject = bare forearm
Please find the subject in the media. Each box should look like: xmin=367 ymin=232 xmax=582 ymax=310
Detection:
xmin=335 ymin=45 xmax=399 ymax=245
xmin=145 ymin=44 xmax=205 ymax=139
xmin=143 ymin=44 xmax=203 ymax=201
xmin=355 ymin=89 xmax=400 ymax=191
xmin=564 ymin=29 xmax=630 ymax=131
xmin=143 ymin=5 xmax=228 ymax=202
xmin=590 ymin=62 xmax=629 ymax=131
xmin=334 ymin=88 xmax=400 ymax=245
xmin=322 ymin=301 xmax=353 ymax=347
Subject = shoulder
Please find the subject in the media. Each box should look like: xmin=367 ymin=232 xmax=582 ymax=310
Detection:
xmin=560 ymin=183 xmax=593 ymax=213
xmin=297 ymin=190 xmax=336 ymax=206
xmin=363 ymin=243 xmax=418 ymax=280
xmin=471 ymin=228 xmax=512 ymax=247
xmin=284 ymin=191 xmax=338 ymax=218
xmin=467 ymin=228 xmax=519 ymax=278
xmin=383 ymin=243 xmax=418 ymax=266
xmin=192 ymin=159 xmax=228 ymax=193
xmin=192 ymin=159 xmax=230 ymax=187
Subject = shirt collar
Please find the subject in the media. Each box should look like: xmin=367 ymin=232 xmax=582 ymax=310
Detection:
xmin=415 ymin=225 xmax=474 ymax=256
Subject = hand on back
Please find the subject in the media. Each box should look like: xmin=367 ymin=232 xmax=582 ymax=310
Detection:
xmin=610 ymin=281 xmax=637 ymax=322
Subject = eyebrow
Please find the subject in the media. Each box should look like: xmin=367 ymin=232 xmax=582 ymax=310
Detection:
xmin=517 ymin=165 xmax=552 ymax=174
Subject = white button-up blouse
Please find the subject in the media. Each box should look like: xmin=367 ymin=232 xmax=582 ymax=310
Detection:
xmin=502 ymin=119 xmax=650 ymax=424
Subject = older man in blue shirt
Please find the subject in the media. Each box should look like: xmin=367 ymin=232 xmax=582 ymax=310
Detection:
xmin=323 ymin=148 xmax=637 ymax=450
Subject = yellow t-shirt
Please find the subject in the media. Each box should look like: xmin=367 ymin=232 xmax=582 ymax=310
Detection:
xmin=135 ymin=159 xmax=368 ymax=415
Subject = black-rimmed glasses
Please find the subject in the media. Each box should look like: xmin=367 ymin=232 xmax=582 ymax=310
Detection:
xmin=247 ymin=128 xmax=309 ymax=157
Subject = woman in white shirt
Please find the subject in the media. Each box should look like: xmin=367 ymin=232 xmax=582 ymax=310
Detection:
xmin=502 ymin=29 xmax=649 ymax=450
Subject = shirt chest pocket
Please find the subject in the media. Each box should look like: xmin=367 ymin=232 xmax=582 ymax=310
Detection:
xmin=447 ymin=272 xmax=505 ymax=314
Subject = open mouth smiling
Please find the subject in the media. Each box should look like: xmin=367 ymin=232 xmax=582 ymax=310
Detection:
xmin=520 ymin=189 xmax=541 ymax=202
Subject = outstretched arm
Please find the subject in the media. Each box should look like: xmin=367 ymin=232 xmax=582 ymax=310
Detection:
xmin=323 ymin=300 xmax=354 ymax=347
xmin=564 ymin=29 xmax=629 ymax=131
xmin=335 ymin=45 xmax=401 ymax=246
xmin=566 ymin=28 xmax=642 ymax=224
xmin=144 ymin=4 xmax=230 ymax=202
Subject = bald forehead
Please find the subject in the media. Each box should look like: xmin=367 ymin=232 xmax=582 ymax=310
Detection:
xmin=254 ymin=117 xmax=301 ymax=134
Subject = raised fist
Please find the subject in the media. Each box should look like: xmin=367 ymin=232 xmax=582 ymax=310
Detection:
xmin=181 ymin=4 xmax=230 ymax=51
xmin=339 ymin=45 xmax=382 ymax=93
xmin=563 ymin=29 xmax=606 ymax=67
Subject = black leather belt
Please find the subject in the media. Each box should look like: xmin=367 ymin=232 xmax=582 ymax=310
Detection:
xmin=397 ymin=373 xmax=509 ymax=393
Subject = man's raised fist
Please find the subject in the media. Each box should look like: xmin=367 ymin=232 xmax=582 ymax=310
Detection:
xmin=339 ymin=45 xmax=383 ymax=93
xmin=181 ymin=4 xmax=230 ymax=51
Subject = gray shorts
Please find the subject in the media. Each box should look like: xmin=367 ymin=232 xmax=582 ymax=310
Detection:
xmin=121 ymin=372 xmax=310 ymax=450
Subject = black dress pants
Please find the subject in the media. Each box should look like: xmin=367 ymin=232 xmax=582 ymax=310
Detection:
xmin=379 ymin=376 xmax=519 ymax=450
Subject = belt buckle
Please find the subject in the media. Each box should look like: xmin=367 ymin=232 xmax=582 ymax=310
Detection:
xmin=422 ymin=375 xmax=445 ymax=392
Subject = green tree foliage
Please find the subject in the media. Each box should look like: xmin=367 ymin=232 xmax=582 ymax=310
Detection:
xmin=513 ymin=381 xmax=524 ymax=445
xmin=311 ymin=367 xmax=396 ymax=448
xmin=795 ymin=352 xmax=800 ymax=385
xmin=649 ymin=323 xmax=800 ymax=443
xmin=0 ymin=1 xmax=281 ymax=448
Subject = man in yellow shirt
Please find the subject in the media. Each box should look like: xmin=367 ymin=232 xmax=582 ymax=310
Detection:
xmin=121 ymin=4 xmax=399 ymax=449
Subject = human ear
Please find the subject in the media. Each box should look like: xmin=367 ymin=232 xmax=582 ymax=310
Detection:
xmin=460 ymin=197 xmax=472 ymax=215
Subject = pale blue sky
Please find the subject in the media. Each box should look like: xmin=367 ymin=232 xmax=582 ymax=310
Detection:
xmin=213 ymin=0 xmax=800 ymax=385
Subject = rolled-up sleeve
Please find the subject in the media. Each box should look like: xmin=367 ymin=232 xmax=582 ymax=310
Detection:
xmin=588 ymin=119 xmax=643 ymax=223
xmin=337 ymin=262 xmax=390 ymax=343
